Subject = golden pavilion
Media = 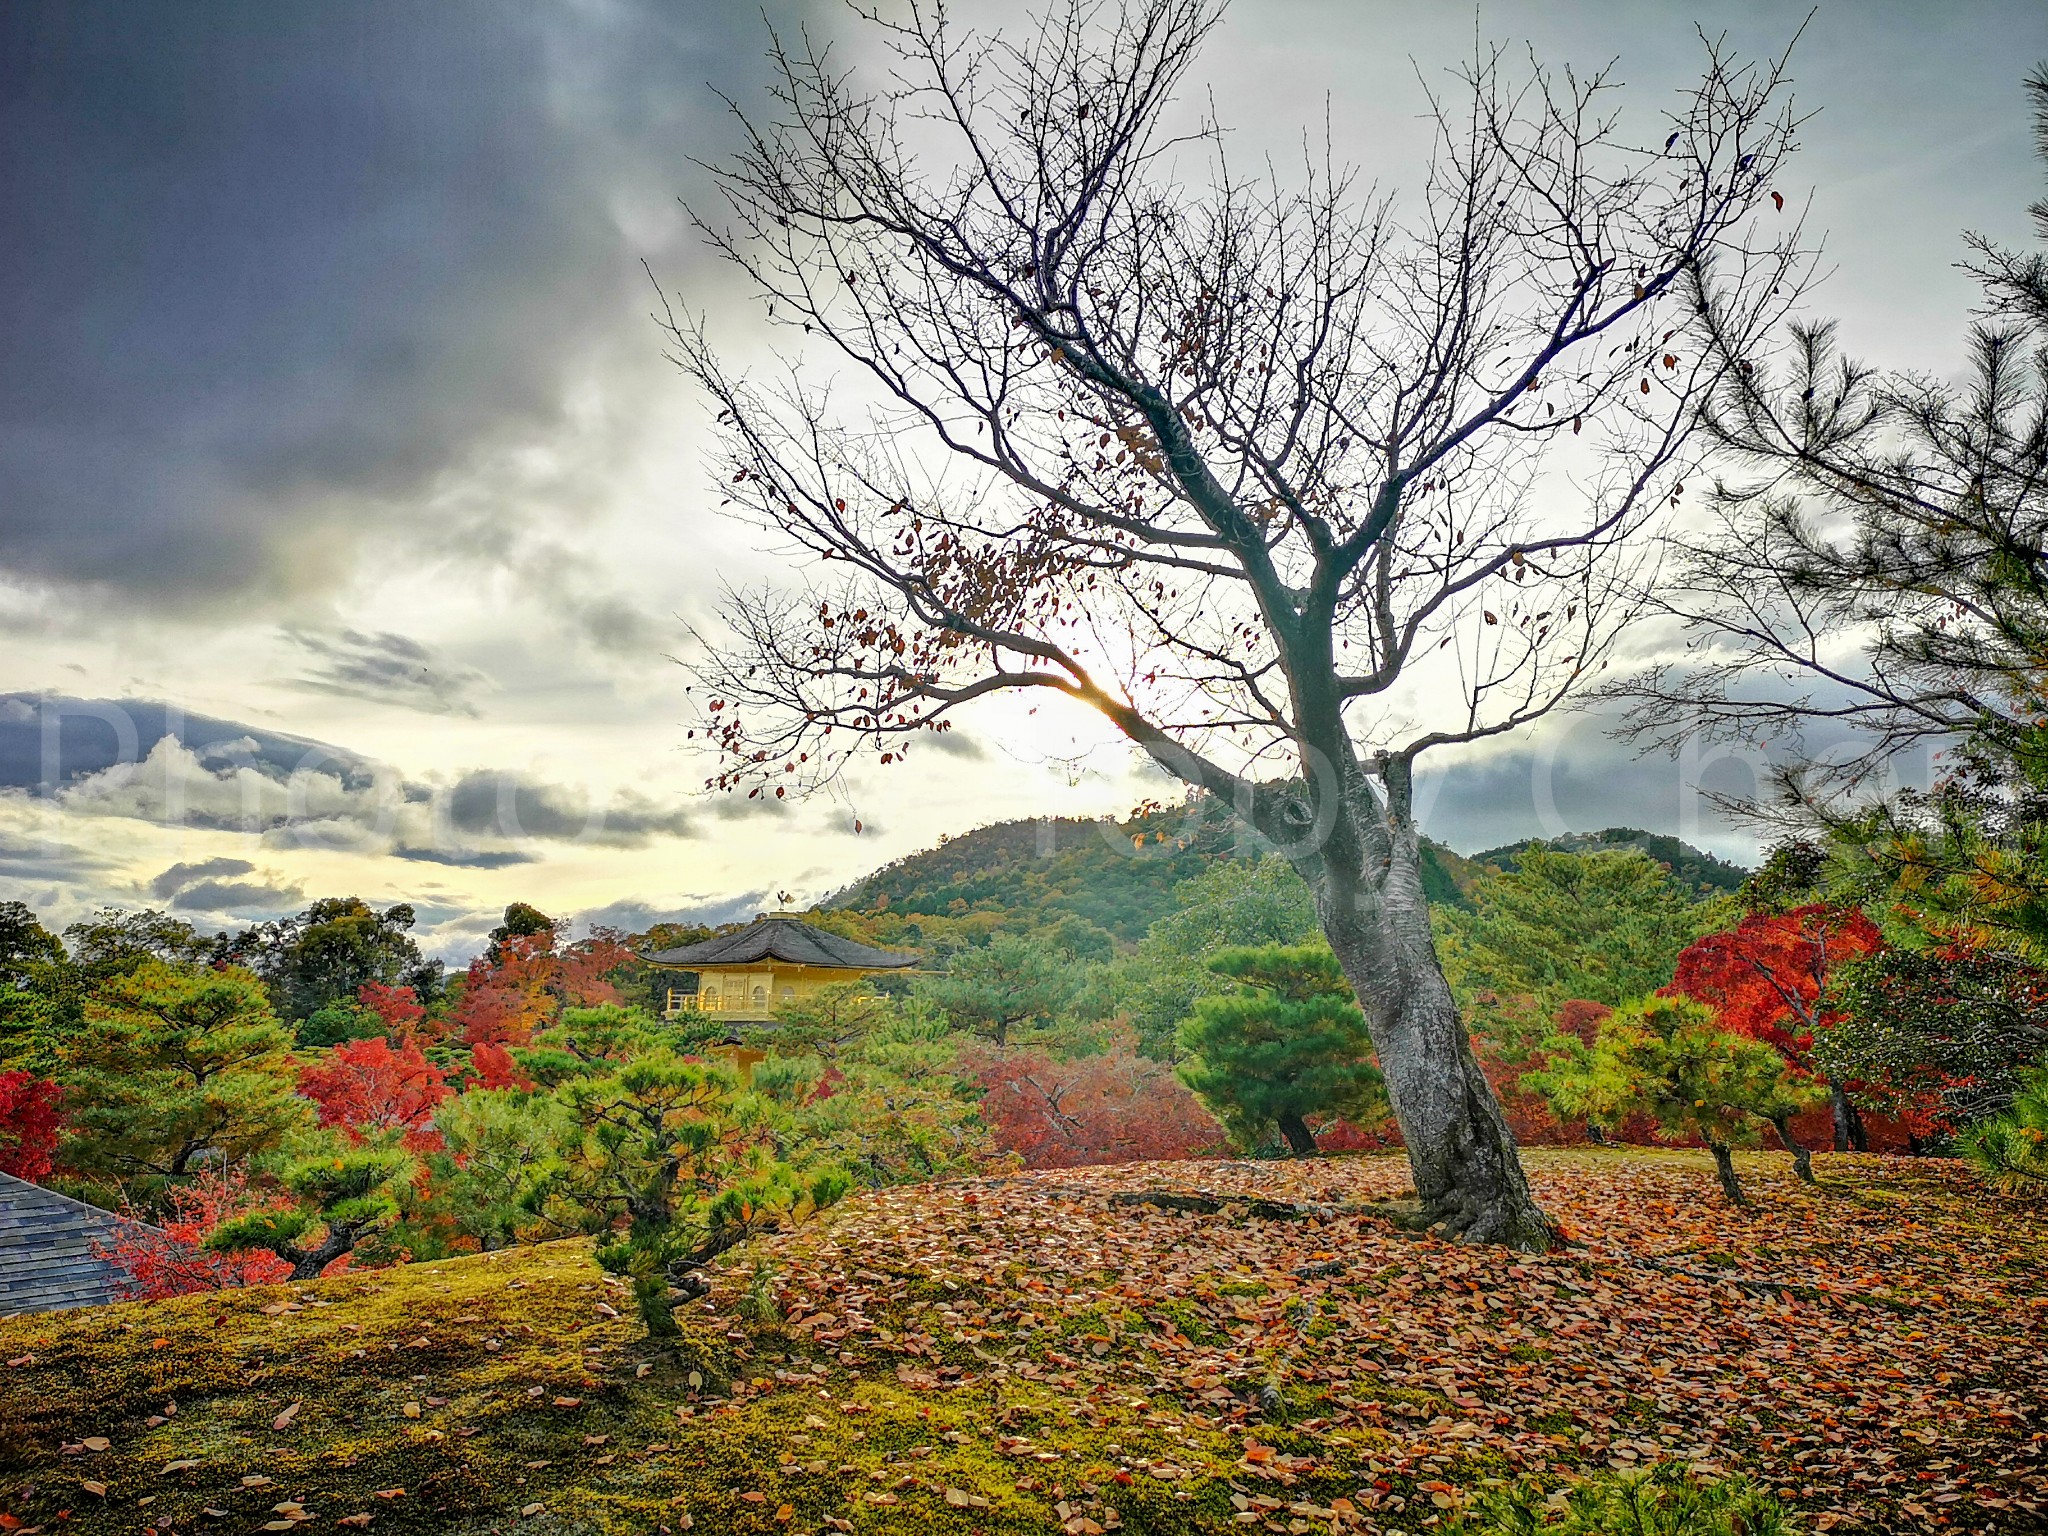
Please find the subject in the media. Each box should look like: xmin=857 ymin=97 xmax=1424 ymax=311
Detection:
xmin=643 ymin=912 xmax=918 ymax=1024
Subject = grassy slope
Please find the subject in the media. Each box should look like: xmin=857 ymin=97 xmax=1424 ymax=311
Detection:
xmin=3 ymin=1149 xmax=2043 ymax=1536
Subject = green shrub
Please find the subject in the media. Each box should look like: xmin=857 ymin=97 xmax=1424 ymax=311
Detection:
xmin=1449 ymin=1465 xmax=1788 ymax=1536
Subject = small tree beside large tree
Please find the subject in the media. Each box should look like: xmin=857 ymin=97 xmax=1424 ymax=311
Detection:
xmin=672 ymin=0 xmax=1805 ymax=1245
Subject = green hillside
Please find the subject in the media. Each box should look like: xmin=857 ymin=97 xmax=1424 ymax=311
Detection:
xmin=827 ymin=805 xmax=1746 ymax=946
xmin=829 ymin=802 xmax=1482 ymax=941
xmin=1471 ymin=827 xmax=1750 ymax=894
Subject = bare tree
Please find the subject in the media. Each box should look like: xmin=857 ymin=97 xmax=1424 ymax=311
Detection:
xmin=666 ymin=0 xmax=1805 ymax=1247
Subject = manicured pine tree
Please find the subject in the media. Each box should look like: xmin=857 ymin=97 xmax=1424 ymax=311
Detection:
xmin=1529 ymin=995 xmax=1824 ymax=1203
xmin=205 ymin=1140 xmax=416 ymax=1280
xmin=1176 ymin=944 xmax=1385 ymax=1157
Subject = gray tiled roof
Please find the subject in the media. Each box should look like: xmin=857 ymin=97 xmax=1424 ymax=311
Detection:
xmin=0 ymin=1172 xmax=152 ymax=1317
xmin=644 ymin=914 xmax=918 ymax=970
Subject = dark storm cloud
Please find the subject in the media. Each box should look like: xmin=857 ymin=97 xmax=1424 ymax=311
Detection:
xmin=440 ymin=769 xmax=694 ymax=847
xmin=392 ymin=845 xmax=539 ymax=870
xmin=1411 ymin=707 xmax=1940 ymax=861
xmin=1 ymin=692 xmax=698 ymax=853
xmin=284 ymin=628 xmax=490 ymax=717
xmin=149 ymin=856 xmax=256 ymax=899
xmin=710 ymin=794 xmax=793 ymax=822
xmin=0 ymin=694 xmax=375 ymax=792
xmin=149 ymin=855 xmax=302 ymax=914
xmin=0 ymin=0 xmax=811 ymax=608
xmin=921 ymin=730 xmax=986 ymax=761
xmin=167 ymin=878 xmax=307 ymax=915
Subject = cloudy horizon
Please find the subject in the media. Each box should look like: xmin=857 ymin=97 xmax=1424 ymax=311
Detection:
xmin=1 ymin=0 xmax=2037 ymax=957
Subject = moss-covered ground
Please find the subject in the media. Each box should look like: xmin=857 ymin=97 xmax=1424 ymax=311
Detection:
xmin=3 ymin=1148 xmax=2043 ymax=1535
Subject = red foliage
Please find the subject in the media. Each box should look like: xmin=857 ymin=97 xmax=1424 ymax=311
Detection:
xmin=0 ymin=1070 xmax=63 ymax=1181
xmin=1307 ymin=1114 xmax=1403 ymax=1153
xmin=1466 ymin=998 xmax=1611 ymax=1148
xmin=967 ymin=1045 xmax=1224 ymax=1168
xmin=1553 ymin=998 xmax=1613 ymax=1044
xmin=358 ymin=981 xmax=427 ymax=1040
xmin=297 ymin=1037 xmax=450 ymax=1152
xmin=94 ymin=1167 xmax=294 ymax=1299
xmin=451 ymin=931 xmax=632 ymax=1046
xmin=466 ymin=1040 xmax=534 ymax=1092
xmin=1666 ymin=904 xmax=1883 ymax=1064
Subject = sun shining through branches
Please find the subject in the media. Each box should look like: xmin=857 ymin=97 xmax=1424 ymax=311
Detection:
xmin=666 ymin=0 xmax=1809 ymax=1246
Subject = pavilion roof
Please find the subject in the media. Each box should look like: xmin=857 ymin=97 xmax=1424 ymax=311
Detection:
xmin=0 ymin=1172 xmax=157 ymax=1317
xmin=643 ymin=914 xmax=917 ymax=971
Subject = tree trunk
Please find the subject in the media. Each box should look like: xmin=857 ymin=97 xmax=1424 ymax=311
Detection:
xmin=1830 ymin=1084 xmax=1867 ymax=1153
xmin=1707 ymin=1141 xmax=1747 ymax=1206
xmin=1769 ymin=1115 xmax=1815 ymax=1184
xmin=1276 ymin=1112 xmax=1319 ymax=1158
xmin=1314 ymin=836 xmax=1556 ymax=1250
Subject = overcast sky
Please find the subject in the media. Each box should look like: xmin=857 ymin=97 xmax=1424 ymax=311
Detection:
xmin=0 ymin=0 xmax=2040 ymax=955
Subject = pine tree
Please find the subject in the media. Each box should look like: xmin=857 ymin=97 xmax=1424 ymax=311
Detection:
xmin=58 ymin=961 xmax=305 ymax=1200
xmin=1176 ymin=945 xmax=1385 ymax=1156
xmin=1529 ymin=996 xmax=1823 ymax=1203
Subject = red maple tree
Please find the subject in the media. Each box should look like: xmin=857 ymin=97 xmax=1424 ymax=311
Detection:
xmin=297 ymin=1037 xmax=450 ymax=1152
xmin=1666 ymin=903 xmax=1890 ymax=1150
xmin=466 ymin=1040 xmax=535 ymax=1092
xmin=94 ymin=1167 xmax=295 ymax=1299
xmin=0 ymin=1070 xmax=63 ymax=1181
xmin=967 ymin=1044 xmax=1224 ymax=1168
xmin=450 ymin=930 xmax=632 ymax=1046
xmin=1666 ymin=904 xmax=1884 ymax=1062
xmin=358 ymin=981 xmax=427 ymax=1040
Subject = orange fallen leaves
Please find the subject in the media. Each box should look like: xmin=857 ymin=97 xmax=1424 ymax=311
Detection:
xmin=738 ymin=1149 xmax=2048 ymax=1534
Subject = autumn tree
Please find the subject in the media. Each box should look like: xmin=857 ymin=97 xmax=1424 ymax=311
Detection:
xmin=57 ymin=961 xmax=305 ymax=1198
xmin=0 ymin=1069 xmax=63 ymax=1181
xmin=672 ymin=0 xmax=1805 ymax=1244
xmin=1177 ymin=944 xmax=1386 ymax=1156
xmin=94 ymin=1167 xmax=294 ymax=1299
xmin=1665 ymin=903 xmax=1881 ymax=1150
xmin=297 ymin=1035 xmax=451 ymax=1151
xmin=970 ymin=1039 xmax=1222 ymax=1167
xmin=450 ymin=929 xmax=631 ymax=1047
xmin=1528 ymin=995 xmax=1822 ymax=1202
xmin=206 ymin=1140 xmax=415 ymax=1280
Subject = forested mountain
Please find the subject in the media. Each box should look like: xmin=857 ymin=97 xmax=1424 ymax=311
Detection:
xmin=1471 ymin=828 xmax=1750 ymax=895
xmin=825 ymin=802 xmax=1580 ymax=941
xmin=828 ymin=805 xmax=1746 ymax=944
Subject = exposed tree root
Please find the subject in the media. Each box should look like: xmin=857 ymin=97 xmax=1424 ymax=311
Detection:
xmin=1102 ymin=1187 xmax=1433 ymax=1232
